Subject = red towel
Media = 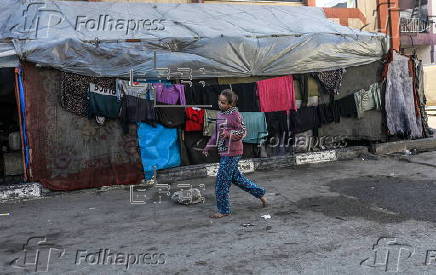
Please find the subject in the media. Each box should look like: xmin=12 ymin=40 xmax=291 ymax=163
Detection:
xmin=256 ymin=75 xmax=296 ymax=112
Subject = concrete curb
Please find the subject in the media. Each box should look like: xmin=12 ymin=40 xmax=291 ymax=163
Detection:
xmin=0 ymin=146 xmax=369 ymax=203
xmin=0 ymin=183 xmax=42 ymax=202
xmin=156 ymin=146 xmax=369 ymax=183
xmin=370 ymin=137 xmax=436 ymax=155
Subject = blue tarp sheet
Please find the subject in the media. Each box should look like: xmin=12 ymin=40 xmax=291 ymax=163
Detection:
xmin=137 ymin=122 xmax=181 ymax=179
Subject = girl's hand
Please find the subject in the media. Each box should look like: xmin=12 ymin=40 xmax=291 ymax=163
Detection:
xmin=219 ymin=130 xmax=230 ymax=139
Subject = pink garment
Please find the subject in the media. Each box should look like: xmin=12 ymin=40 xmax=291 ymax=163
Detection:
xmin=256 ymin=75 xmax=296 ymax=112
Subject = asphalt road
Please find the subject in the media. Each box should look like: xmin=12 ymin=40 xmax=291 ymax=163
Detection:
xmin=1 ymin=152 xmax=436 ymax=274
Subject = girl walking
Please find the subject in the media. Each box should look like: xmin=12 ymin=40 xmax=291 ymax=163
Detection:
xmin=203 ymin=89 xmax=267 ymax=218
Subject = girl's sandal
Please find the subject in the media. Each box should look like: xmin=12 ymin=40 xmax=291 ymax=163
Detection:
xmin=209 ymin=213 xmax=230 ymax=219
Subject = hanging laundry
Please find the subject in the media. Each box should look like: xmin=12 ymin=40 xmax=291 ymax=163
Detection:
xmin=230 ymin=83 xmax=260 ymax=112
xmin=264 ymin=111 xmax=291 ymax=155
xmin=184 ymin=83 xmax=202 ymax=106
xmin=337 ymin=94 xmax=358 ymax=118
xmin=88 ymin=82 xmax=121 ymax=122
xmin=354 ymin=82 xmax=382 ymax=119
xmin=60 ymin=72 xmax=115 ymax=117
xmin=203 ymin=109 xmax=220 ymax=136
xmin=184 ymin=83 xmax=222 ymax=109
xmin=265 ymin=111 xmax=289 ymax=138
xmin=289 ymin=106 xmax=321 ymax=134
xmin=153 ymin=83 xmax=186 ymax=105
xmin=137 ymin=123 xmax=181 ymax=180
xmin=185 ymin=107 xmax=205 ymax=132
xmin=385 ymin=51 xmax=423 ymax=138
xmin=294 ymin=77 xmax=303 ymax=108
xmin=117 ymin=80 xmax=157 ymax=133
xmin=294 ymin=75 xmax=320 ymax=109
xmin=313 ymin=68 xmax=345 ymax=95
xmin=155 ymin=103 xmax=185 ymax=128
xmin=178 ymin=129 xmax=190 ymax=166
xmin=257 ymin=76 xmax=296 ymax=112
xmin=256 ymin=75 xmax=296 ymax=112
xmin=183 ymin=131 xmax=220 ymax=164
xmin=116 ymin=79 xmax=155 ymax=99
xmin=317 ymin=103 xmax=340 ymax=125
xmin=414 ymin=58 xmax=433 ymax=137
xmin=240 ymin=112 xmax=268 ymax=144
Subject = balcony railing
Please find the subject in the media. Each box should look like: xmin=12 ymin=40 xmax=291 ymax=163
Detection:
xmin=400 ymin=17 xmax=431 ymax=33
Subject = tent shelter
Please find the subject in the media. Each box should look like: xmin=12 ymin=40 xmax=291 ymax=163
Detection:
xmin=0 ymin=1 xmax=399 ymax=190
xmin=0 ymin=0 xmax=387 ymax=76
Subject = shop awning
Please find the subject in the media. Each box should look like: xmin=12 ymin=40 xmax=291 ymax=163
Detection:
xmin=0 ymin=0 xmax=388 ymax=77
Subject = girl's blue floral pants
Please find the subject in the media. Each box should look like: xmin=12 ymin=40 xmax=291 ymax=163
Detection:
xmin=215 ymin=155 xmax=266 ymax=214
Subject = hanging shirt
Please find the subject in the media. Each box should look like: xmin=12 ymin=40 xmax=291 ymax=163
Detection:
xmin=185 ymin=83 xmax=222 ymax=109
xmin=289 ymin=106 xmax=321 ymax=134
xmin=354 ymin=82 xmax=382 ymax=119
xmin=313 ymin=68 xmax=345 ymax=95
xmin=265 ymin=111 xmax=289 ymax=138
xmin=88 ymin=81 xmax=121 ymax=120
xmin=154 ymin=83 xmax=186 ymax=105
xmin=256 ymin=75 xmax=296 ymax=112
xmin=240 ymin=112 xmax=268 ymax=144
xmin=185 ymin=107 xmax=205 ymax=132
xmin=317 ymin=103 xmax=341 ymax=125
xmin=116 ymin=79 xmax=154 ymax=100
xmin=230 ymin=83 xmax=260 ymax=112
xmin=337 ymin=94 xmax=358 ymax=118
xmin=118 ymin=81 xmax=157 ymax=133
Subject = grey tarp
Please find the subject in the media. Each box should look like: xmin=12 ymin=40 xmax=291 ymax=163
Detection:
xmin=0 ymin=0 xmax=388 ymax=77
xmin=0 ymin=43 xmax=19 ymax=67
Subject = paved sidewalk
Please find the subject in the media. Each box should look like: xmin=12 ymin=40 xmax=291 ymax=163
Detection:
xmin=2 ymin=152 xmax=436 ymax=273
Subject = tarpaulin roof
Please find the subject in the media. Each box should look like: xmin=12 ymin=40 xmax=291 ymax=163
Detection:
xmin=0 ymin=0 xmax=388 ymax=78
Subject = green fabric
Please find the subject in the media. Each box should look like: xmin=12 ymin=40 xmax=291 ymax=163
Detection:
xmin=241 ymin=112 xmax=268 ymax=144
xmin=203 ymin=109 xmax=219 ymax=136
xmin=354 ymin=82 xmax=381 ymax=119
xmin=88 ymin=83 xmax=121 ymax=119
xmin=295 ymin=76 xmax=319 ymax=108
xmin=308 ymin=76 xmax=320 ymax=97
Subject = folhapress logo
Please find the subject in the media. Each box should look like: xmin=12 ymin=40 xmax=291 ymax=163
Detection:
xmin=10 ymin=237 xmax=65 ymax=272
xmin=16 ymin=3 xmax=166 ymax=39
xmin=20 ymin=2 xmax=65 ymax=39
xmin=75 ymin=249 xmax=166 ymax=270
xmin=75 ymin=15 xmax=166 ymax=35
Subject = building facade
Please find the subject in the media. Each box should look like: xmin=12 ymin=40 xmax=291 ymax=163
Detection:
xmin=400 ymin=0 xmax=435 ymax=64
